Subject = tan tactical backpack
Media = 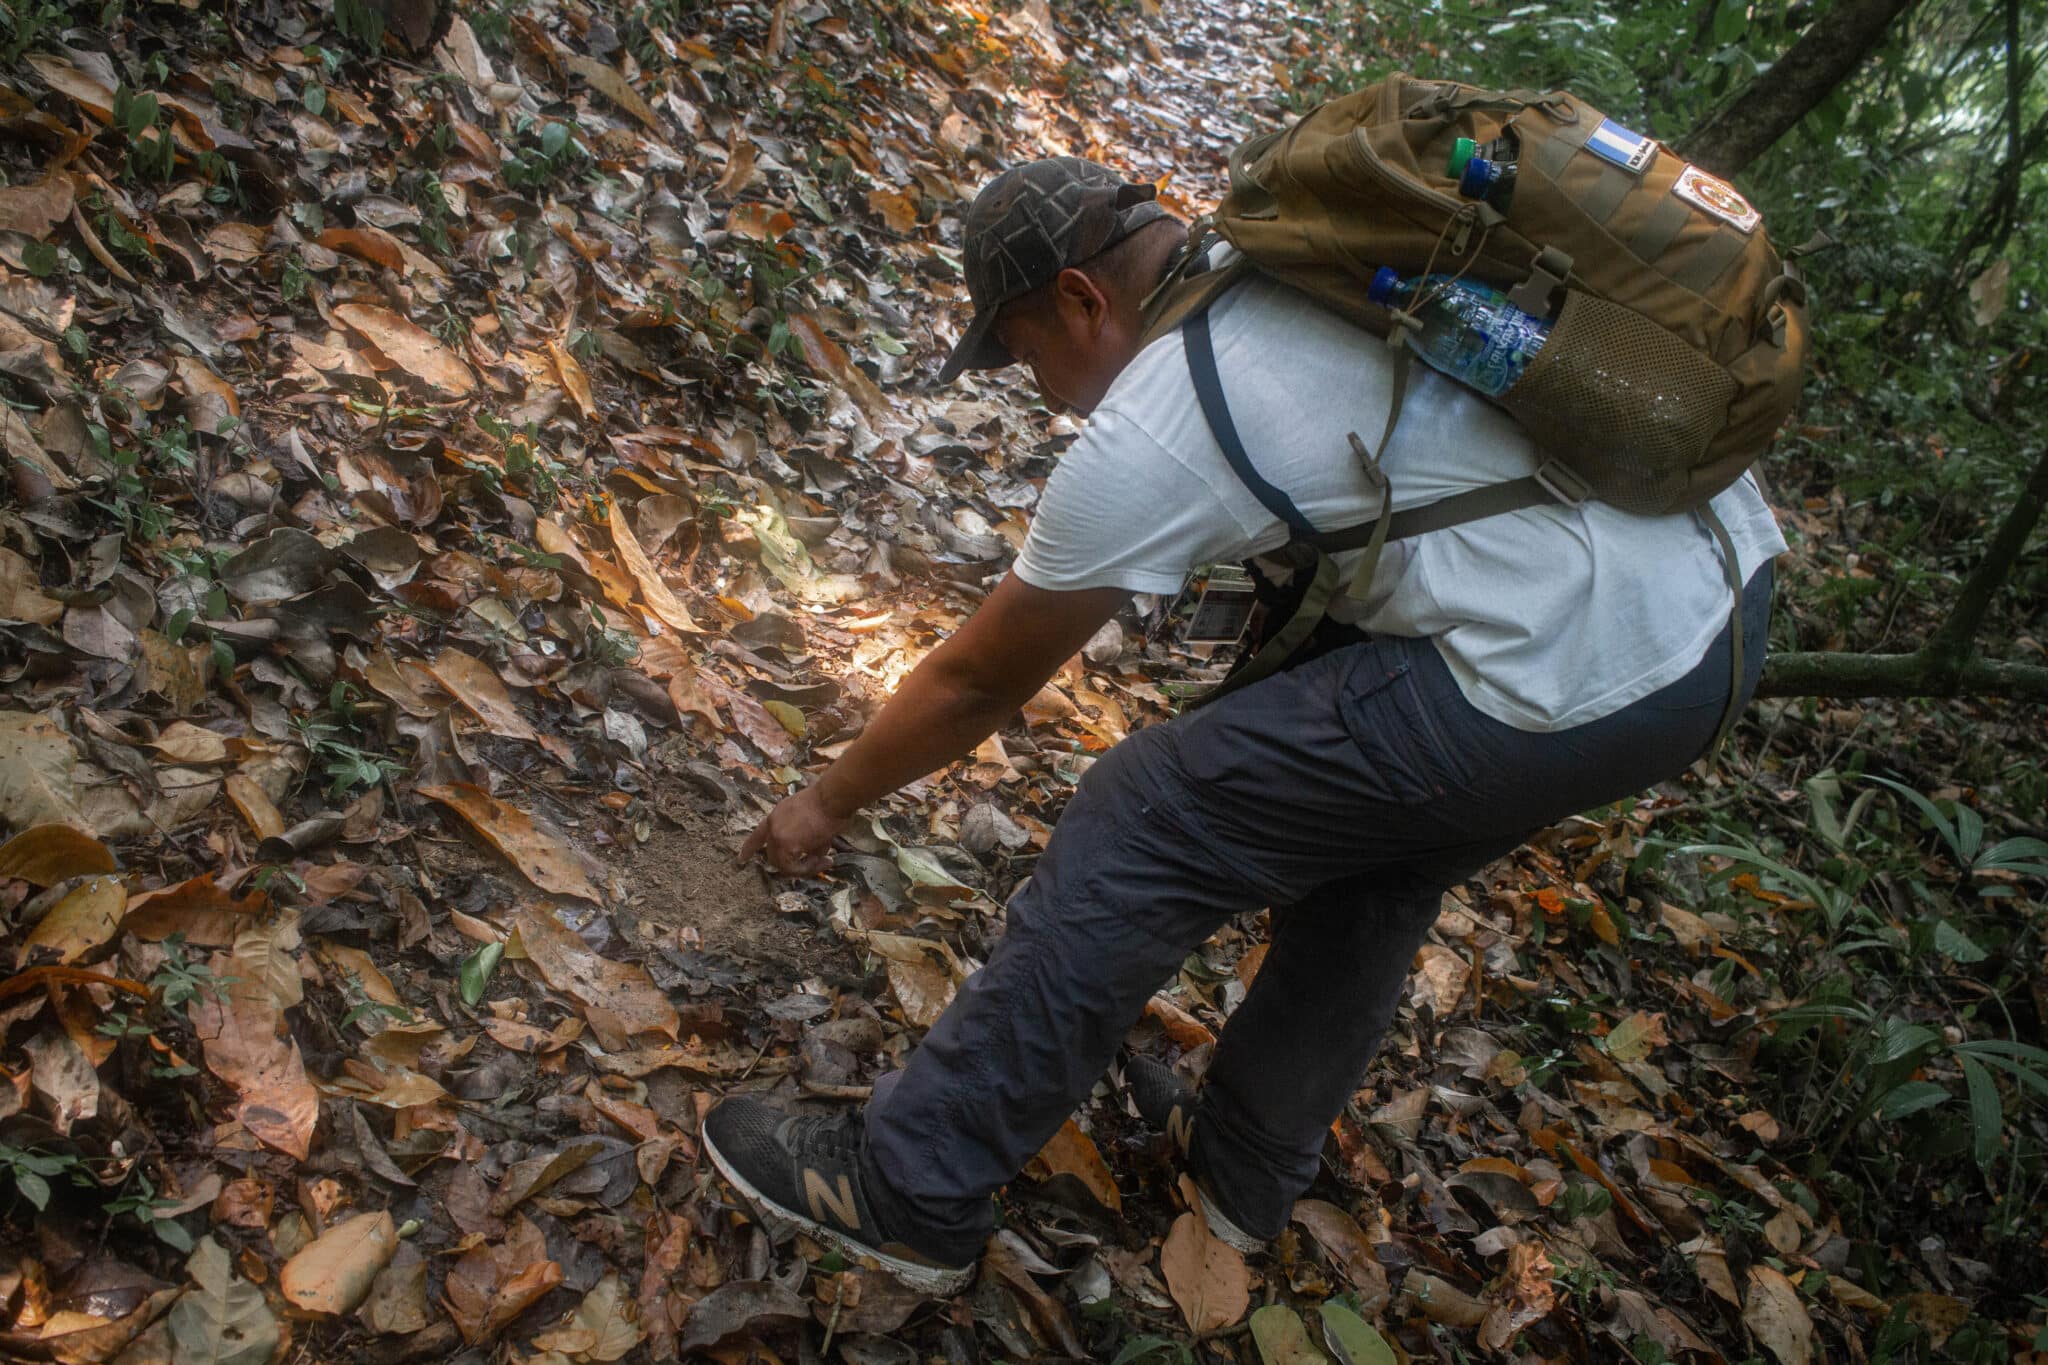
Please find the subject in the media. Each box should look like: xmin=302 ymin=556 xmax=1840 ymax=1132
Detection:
xmin=1143 ymin=73 xmax=1811 ymax=722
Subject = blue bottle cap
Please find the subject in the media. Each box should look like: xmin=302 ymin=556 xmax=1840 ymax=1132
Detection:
xmin=1368 ymin=267 xmax=1401 ymax=305
xmin=1459 ymin=157 xmax=1494 ymax=199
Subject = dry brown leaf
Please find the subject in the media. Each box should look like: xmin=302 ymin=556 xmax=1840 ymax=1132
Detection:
xmin=332 ymin=302 xmax=475 ymax=397
xmin=1026 ymin=1119 xmax=1123 ymax=1211
xmin=549 ymin=338 xmax=598 ymax=421
xmin=1743 ymin=1265 xmax=1814 ymax=1365
xmin=426 ymin=648 xmax=538 ymax=741
xmin=150 ymin=720 xmax=230 ymax=765
xmin=445 ymin=1215 xmax=562 ymax=1343
xmin=0 ymin=173 xmax=75 ymax=239
xmin=1479 ymin=1241 xmax=1556 ymax=1351
xmin=532 ymin=1271 xmax=642 ymax=1361
xmin=0 ymin=710 xmax=84 ymax=830
xmin=280 ymin=1210 xmax=396 ymax=1316
xmin=1 ymin=546 xmax=64 ymax=626
xmin=1144 ymin=994 xmax=1215 ymax=1049
xmin=224 ymin=771 xmax=286 ymax=840
xmin=1160 ymin=1209 xmax=1248 ymax=1334
xmin=420 ymin=784 xmax=603 ymax=902
xmin=515 ymin=908 xmax=678 ymax=1048
xmin=1291 ymin=1199 xmax=1390 ymax=1309
xmin=1411 ymin=942 xmax=1470 ymax=1016
xmin=19 ymin=875 xmax=125 ymax=966
xmin=0 ymin=825 xmax=113 ymax=887
xmin=122 ymin=874 xmax=267 ymax=946
xmin=188 ymin=948 xmax=319 ymax=1159
xmin=607 ymin=500 xmax=702 ymax=634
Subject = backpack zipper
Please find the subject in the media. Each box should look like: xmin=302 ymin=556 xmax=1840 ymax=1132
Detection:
xmin=1342 ymin=127 xmax=1490 ymax=260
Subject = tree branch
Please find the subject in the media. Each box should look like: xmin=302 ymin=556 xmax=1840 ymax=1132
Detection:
xmin=1677 ymin=0 xmax=1926 ymax=177
xmin=1756 ymin=651 xmax=2048 ymax=701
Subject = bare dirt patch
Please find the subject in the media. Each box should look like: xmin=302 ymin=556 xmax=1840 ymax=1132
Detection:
xmin=617 ymin=812 xmax=849 ymax=980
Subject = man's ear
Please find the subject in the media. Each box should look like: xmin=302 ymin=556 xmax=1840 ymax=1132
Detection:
xmin=1052 ymin=266 xmax=1111 ymax=338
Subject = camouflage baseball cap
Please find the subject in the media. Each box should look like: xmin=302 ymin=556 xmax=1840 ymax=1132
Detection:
xmin=937 ymin=157 xmax=1168 ymax=383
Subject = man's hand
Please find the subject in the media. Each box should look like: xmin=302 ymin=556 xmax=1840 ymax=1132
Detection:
xmin=739 ymin=785 xmax=850 ymax=877
xmin=738 ymin=573 xmax=1127 ymax=879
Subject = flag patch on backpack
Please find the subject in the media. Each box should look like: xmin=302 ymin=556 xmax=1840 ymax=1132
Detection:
xmin=1585 ymin=119 xmax=1657 ymax=174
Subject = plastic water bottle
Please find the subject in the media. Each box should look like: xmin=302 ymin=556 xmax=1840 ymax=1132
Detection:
xmin=1458 ymin=156 xmax=1517 ymax=211
xmin=1366 ymin=268 xmax=1551 ymax=398
xmin=1445 ymin=133 xmax=1517 ymax=180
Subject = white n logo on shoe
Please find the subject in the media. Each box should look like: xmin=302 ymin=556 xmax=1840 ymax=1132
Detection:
xmin=803 ymin=1168 xmax=860 ymax=1231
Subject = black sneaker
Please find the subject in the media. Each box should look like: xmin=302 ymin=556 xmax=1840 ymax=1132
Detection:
xmin=703 ymin=1096 xmax=977 ymax=1296
xmin=1123 ymin=1056 xmax=1263 ymax=1254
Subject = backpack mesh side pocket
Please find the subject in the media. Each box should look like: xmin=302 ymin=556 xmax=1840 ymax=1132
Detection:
xmin=1500 ymin=290 xmax=1738 ymax=515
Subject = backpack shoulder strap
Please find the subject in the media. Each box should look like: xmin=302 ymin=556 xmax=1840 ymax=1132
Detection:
xmin=1183 ymin=308 xmax=1318 ymax=539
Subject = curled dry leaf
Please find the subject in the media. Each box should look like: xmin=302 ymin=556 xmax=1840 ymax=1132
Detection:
xmin=420 ymin=783 xmax=603 ymax=902
xmin=187 ymin=948 xmax=319 ymax=1160
xmin=0 ymin=825 xmax=113 ymax=887
xmin=1743 ymin=1265 xmax=1815 ymax=1365
xmin=18 ymin=874 xmax=126 ymax=966
xmin=1026 ymin=1118 xmax=1123 ymax=1211
xmin=514 ymin=907 xmax=679 ymax=1046
xmin=332 ymin=303 xmax=475 ymax=398
xmin=1160 ymin=1209 xmax=1249 ymax=1334
xmin=425 ymin=648 xmax=539 ymax=742
xmin=607 ymin=500 xmax=702 ymax=634
xmin=1478 ymin=1241 xmax=1555 ymax=1351
xmin=280 ymin=1210 xmax=397 ymax=1316
xmin=1291 ymin=1199 xmax=1390 ymax=1310
xmin=444 ymin=1214 xmax=563 ymax=1343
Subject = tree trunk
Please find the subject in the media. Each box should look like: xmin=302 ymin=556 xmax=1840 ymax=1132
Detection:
xmin=1677 ymin=0 xmax=1926 ymax=178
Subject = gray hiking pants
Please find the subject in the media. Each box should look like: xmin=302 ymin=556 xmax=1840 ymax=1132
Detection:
xmin=866 ymin=564 xmax=1772 ymax=1243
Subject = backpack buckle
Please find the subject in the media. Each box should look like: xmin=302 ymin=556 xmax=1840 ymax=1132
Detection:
xmin=1533 ymin=459 xmax=1591 ymax=507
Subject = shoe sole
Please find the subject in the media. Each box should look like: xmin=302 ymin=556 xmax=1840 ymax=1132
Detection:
xmin=703 ymin=1129 xmax=976 ymax=1297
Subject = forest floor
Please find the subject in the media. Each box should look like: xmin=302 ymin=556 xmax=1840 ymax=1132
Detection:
xmin=0 ymin=0 xmax=2038 ymax=1362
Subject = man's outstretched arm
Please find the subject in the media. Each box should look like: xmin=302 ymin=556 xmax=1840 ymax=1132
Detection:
xmin=740 ymin=572 xmax=1129 ymax=874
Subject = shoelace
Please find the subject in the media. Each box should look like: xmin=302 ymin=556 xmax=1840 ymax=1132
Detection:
xmin=794 ymin=1111 xmax=859 ymax=1164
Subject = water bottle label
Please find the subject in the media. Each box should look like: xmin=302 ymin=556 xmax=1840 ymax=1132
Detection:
xmin=1465 ymin=311 xmax=1550 ymax=395
xmin=1673 ymin=164 xmax=1761 ymax=233
xmin=1586 ymin=119 xmax=1657 ymax=175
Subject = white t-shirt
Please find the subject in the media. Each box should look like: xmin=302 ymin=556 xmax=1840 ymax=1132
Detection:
xmin=1012 ymin=270 xmax=1789 ymax=732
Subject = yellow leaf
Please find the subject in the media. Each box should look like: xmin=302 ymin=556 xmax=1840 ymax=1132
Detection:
xmin=20 ymin=875 xmax=126 ymax=966
xmin=279 ymin=1211 xmax=397 ymax=1316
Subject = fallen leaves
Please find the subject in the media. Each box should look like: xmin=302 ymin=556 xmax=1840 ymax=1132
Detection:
xmin=420 ymin=784 xmax=603 ymax=902
xmin=514 ymin=907 xmax=678 ymax=1048
xmin=1160 ymin=1202 xmax=1249 ymax=1334
xmin=164 ymin=1236 xmax=280 ymax=1365
xmin=1743 ymin=1265 xmax=1816 ymax=1365
xmin=187 ymin=944 xmax=320 ymax=1160
xmin=280 ymin=1210 xmax=397 ymax=1316
xmin=0 ymin=825 xmax=113 ymax=886
xmin=444 ymin=1215 xmax=563 ymax=1343
xmin=18 ymin=875 xmax=125 ymax=966
xmin=332 ymin=303 xmax=476 ymax=398
xmin=1026 ymin=1118 xmax=1123 ymax=1211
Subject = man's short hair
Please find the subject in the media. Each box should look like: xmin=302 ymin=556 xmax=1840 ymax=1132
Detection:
xmin=1002 ymin=217 xmax=1185 ymax=329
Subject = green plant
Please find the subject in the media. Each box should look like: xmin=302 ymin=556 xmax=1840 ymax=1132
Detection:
xmin=0 ymin=1143 xmax=92 ymax=1212
xmin=332 ymin=0 xmax=384 ymax=50
xmin=501 ymin=118 xmax=587 ymax=191
xmin=280 ymin=252 xmax=310 ymax=303
xmin=105 ymin=1168 xmax=193 ymax=1251
xmin=586 ymin=605 xmax=639 ymax=667
xmin=111 ymin=85 xmax=176 ymax=183
xmin=0 ymin=0 xmax=66 ymax=63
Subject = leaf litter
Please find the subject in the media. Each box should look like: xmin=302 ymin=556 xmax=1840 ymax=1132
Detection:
xmin=0 ymin=0 xmax=2030 ymax=1360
